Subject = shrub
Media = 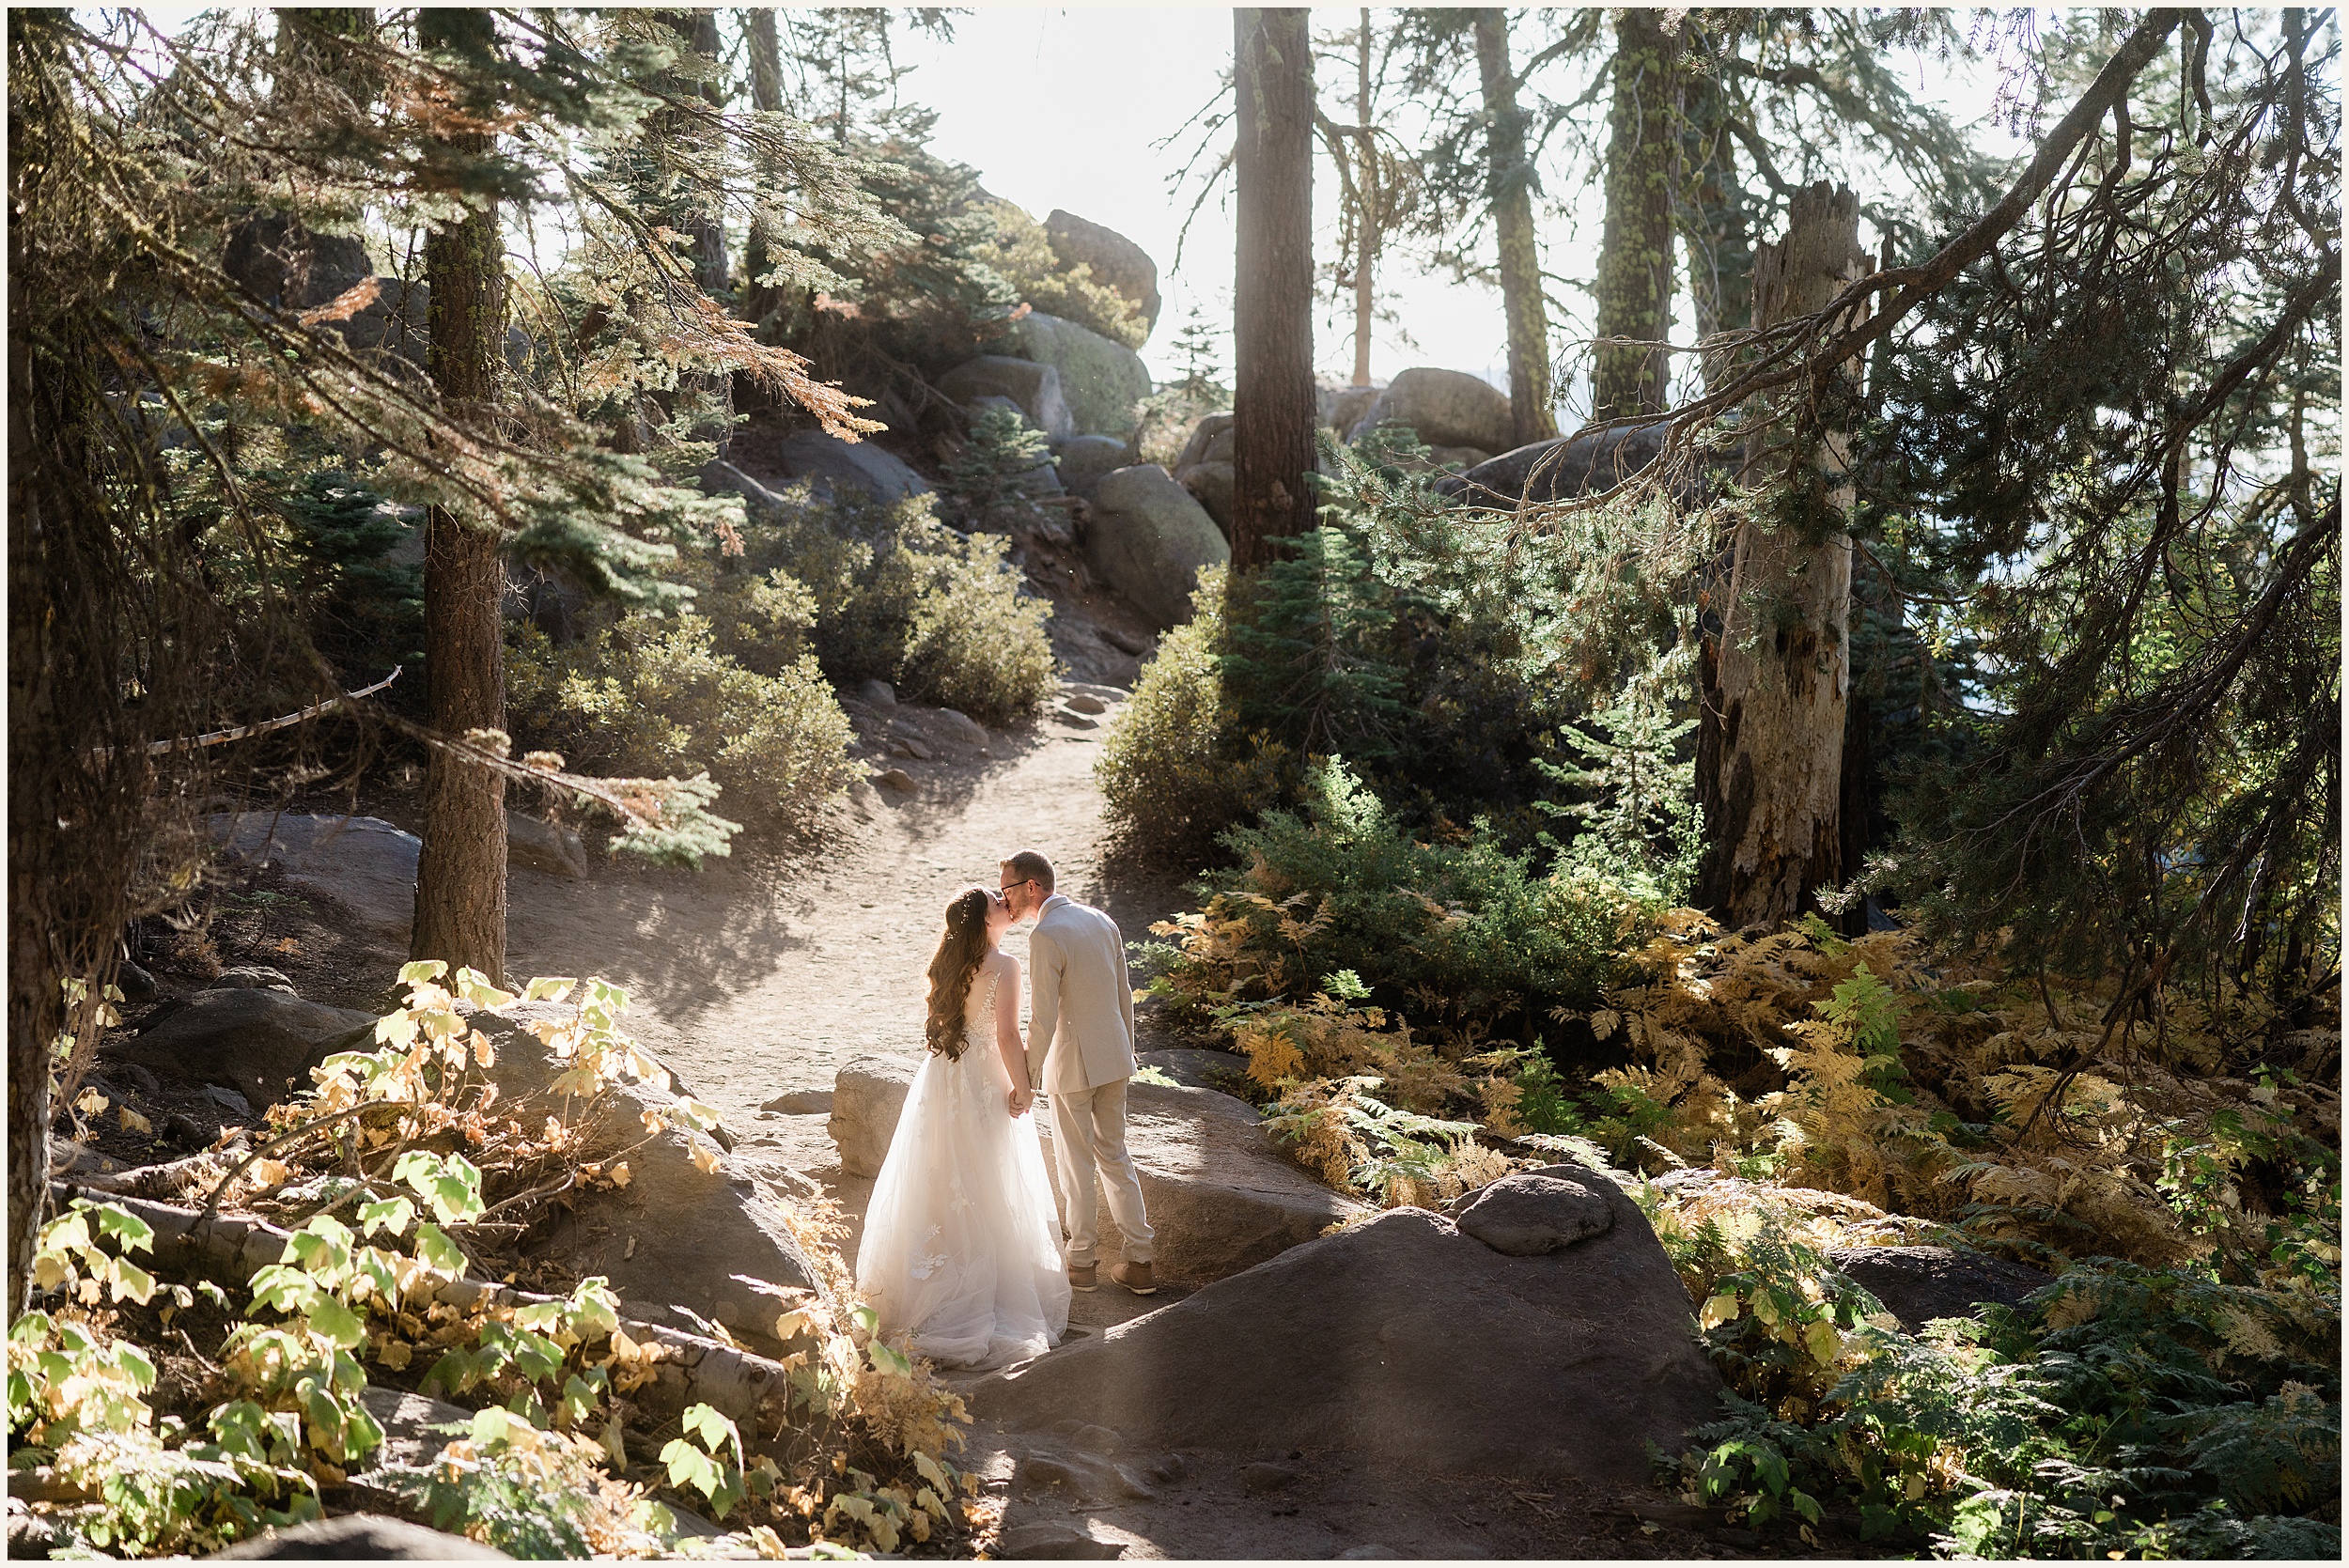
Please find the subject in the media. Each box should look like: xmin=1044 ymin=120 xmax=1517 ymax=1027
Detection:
xmin=936 ymin=405 xmax=1053 ymax=533
xmin=972 ymin=201 xmax=1148 ymax=349
xmin=509 ymin=613 xmax=852 ymax=830
xmin=1140 ymin=756 xmax=1657 ymax=1050
xmin=732 ymin=484 xmax=1054 ymax=725
xmin=1097 ymin=566 xmax=1303 ymax=870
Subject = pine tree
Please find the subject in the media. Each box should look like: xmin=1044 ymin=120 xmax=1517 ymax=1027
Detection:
xmin=1231 ymin=8 xmax=1319 ymax=573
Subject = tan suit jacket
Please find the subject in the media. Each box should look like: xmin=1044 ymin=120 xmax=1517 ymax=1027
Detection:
xmin=1026 ymin=894 xmax=1137 ymax=1094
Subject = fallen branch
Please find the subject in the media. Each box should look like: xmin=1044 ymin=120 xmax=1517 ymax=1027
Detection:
xmin=92 ymin=667 xmax=402 ymax=761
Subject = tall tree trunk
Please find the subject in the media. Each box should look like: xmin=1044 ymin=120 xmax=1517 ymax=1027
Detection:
xmin=1679 ymin=42 xmax=1751 ymax=395
xmin=1231 ymin=7 xmax=1317 ymax=573
xmin=740 ymin=8 xmax=783 ymax=334
xmin=1351 ymin=8 xmax=1376 ymax=390
xmin=411 ymin=8 xmax=508 ymax=986
xmin=1694 ymin=182 xmax=1873 ymax=929
xmin=1474 ymin=8 xmax=1557 ymax=448
xmin=1591 ymin=8 xmax=1684 ymax=423
xmin=653 ymin=8 xmax=732 ymax=455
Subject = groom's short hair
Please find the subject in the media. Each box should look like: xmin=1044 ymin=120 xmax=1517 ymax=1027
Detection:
xmin=1003 ymin=850 xmax=1054 ymax=893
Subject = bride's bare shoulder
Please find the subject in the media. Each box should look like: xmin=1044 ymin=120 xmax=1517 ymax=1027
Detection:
xmin=986 ymin=949 xmax=1021 ymax=980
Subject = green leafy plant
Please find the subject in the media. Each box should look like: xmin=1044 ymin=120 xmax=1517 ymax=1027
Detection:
xmin=939 ymin=404 xmax=1053 ymax=532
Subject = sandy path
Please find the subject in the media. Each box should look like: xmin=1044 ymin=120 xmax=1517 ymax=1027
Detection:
xmin=502 ymin=697 xmax=1187 ymax=1132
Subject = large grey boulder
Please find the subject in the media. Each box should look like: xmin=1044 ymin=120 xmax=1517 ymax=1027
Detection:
xmin=209 ymin=1514 xmax=506 ymax=1560
xmin=1010 ymin=312 xmax=1152 ymax=441
xmin=971 ymin=1166 xmax=1721 ymax=1483
xmin=1323 ymin=384 xmax=1380 ymax=436
xmin=208 ymin=813 xmax=419 ymax=946
xmin=472 ymin=1002 xmax=823 ymax=1332
xmin=1084 ymin=465 xmax=1230 ymax=629
xmin=1051 ymin=434 xmax=1132 ymax=501
xmin=1179 ymin=463 xmax=1234 ymax=538
xmin=940 ymin=356 xmax=1076 ymax=442
xmin=827 ymin=1054 xmax=1366 ymax=1283
xmin=1173 ymin=411 xmax=1236 ymax=474
xmin=1828 ymin=1246 xmax=2054 ymax=1334
xmin=101 ymin=988 xmax=376 ymax=1110
xmin=1436 ymin=421 xmax=1670 ymax=508
xmin=1353 ymin=366 xmax=1515 ymax=453
xmin=223 ymin=215 xmax=372 ymax=312
xmin=772 ymin=429 xmax=931 ymax=506
xmin=1044 ymin=210 xmax=1161 ymax=334
xmin=506 ymin=812 xmax=587 ymax=878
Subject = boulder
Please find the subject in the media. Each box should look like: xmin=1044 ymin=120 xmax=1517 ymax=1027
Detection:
xmin=101 ymin=988 xmax=376 ymax=1110
xmin=1443 ymin=1170 xmax=1614 ymax=1255
xmin=940 ymin=356 xmax=1076 ymax=442
xmin=356 ymin=1385 xmax=475 ymax=1475
xmin=827 ymin=1055 xmax=1366 ymax=1283
xmin=1043 ymin=210 xmax=1161 ymax=334
xmin=699 ymin=458 xmax=799 ymax=515
xmin=506 ymin=812 xmax=587 ymax=879
xmin=1135 ymin=1048 xmax=1249 ymax=1093
xmin=1181 ymin=462 xmax=1235 ymax=538
xmin=472 ymin=1002 xmax=823 ymax=1332
xmin=1010 ymin=312 xmax=1152 ymax=441
xmin=1173 ymin=412 xmax=1236 ymax=474
xmin=1051 ymin=434 xmax=1132 ymax=501
xmin=773 ymin=429 xmax=932 ymax=506
xmin=209 ymin=813 xmax=420 ymax=945
xmin=926 ymin=707 xmax=991 ymax=749
xmin=1827 ymin=1245 xmax=2055 ymax=1334
xmin=971 ymin=1165 xmax=1722 ymax=1483
xmin=857 ymin=678 xmax=898 ymax=707
xmin=223 ymin=214 xmax=373 ymax=312
xmin=1437 ymin=422 xmax=1670 ymax=508
xmin=1352 ymin=367 xmax=1514 ymax=453
xmin=204 ymin=966 xmax=297 ymax=996
xmin=1084 ymin=466 xmax=1230 ymax=629
xmin=1324 ymin=384 xmax=1380 ymax=436
xmin=208 ymin=1514 xmax=506 ymax=1560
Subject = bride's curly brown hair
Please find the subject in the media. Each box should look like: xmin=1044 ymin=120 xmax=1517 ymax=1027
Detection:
xmin=925 ymin=888 xmax=992 ymax=1060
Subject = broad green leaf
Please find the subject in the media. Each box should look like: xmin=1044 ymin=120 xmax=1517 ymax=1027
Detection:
xmin=92 ymin=1205 xmax=154 ymax=1253
xmin=868 ymin=1340 xmax=912 ymax=1379
xmin=1698 ymin=1293 xmax=1739 ymax=1330
xmin=397 ymin=959 xmax=448 ymax=986
xmin=412 ymin=1223 xmax=462 ymax=1275
xmin=306 ymin=1296 xmax=366 ymax=1351
xmin=358 ymin=1197 xmax=415 ymax=1238
xmin=107 ymin=1257 xmax=156 ymax=1306
xmin=523 ymin=976 xmax=577 ymax=1001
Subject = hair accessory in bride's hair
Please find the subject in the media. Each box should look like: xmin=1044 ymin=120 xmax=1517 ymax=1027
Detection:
xmin=924 ymin=887 xmax=991 ymax=1061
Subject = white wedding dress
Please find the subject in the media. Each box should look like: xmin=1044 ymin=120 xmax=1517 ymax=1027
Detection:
xmin=853 ymin=970 xmax=1070 ymax=1369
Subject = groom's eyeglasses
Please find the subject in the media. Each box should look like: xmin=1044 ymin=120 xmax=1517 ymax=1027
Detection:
xmin=1000 ymin=878 xmax=1034 ymax=893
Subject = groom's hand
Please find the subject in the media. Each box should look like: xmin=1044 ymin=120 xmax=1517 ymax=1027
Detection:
xmin=1007 ymin=1084 xmax=1034 ymax=1118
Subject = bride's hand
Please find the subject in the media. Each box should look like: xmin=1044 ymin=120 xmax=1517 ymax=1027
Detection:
xmin=1007 ymin=1084 xmax=1034 ymax=1118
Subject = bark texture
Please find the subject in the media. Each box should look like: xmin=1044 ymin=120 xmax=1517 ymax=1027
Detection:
xmin=411 ymin=8 xmax=509 ymax=986
xmin=1680 ymin=59 xmax=1752 ymax=395
xmin=1592 ymin=8 xmax=1685 ymax=423
xmin=1694 ymin=182 xmax=1873 ymax=929
xmin=1230 ymin=7 xmax=1318 ymax=573
xmin=1475 ymin=9 xmax=1556 ymax=447
xmin=1350 ymin=8 xmax=1376 ymax=389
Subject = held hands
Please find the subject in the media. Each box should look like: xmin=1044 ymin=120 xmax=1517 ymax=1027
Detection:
xmin=1007 ymin=1083 xmax=1034 ymax=1118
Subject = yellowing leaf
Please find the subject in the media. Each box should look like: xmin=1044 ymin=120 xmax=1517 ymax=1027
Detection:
xmin=1804 ymin=1318 xmax=1843 ymax=1366
xmin=470 ymin=1031 xmax=496 ymax=1069
xmin=73 ymin=1089 xmax=108 ymax=1117
xmin=117 ymin=1106 xmax=153 ymax=1136
xmin=250 ymin=1158 xmax=290 ymax=1187
xmin=687 ymin=1138 xmax=723 ymax=1176
xmin=608 ymin=1161 xmax=630 ymax=1189
xmin=1699 ymin=1293 xmax=1740 ymax=1330
xmin=375 ymin=1338 xmax=413 ymax=1371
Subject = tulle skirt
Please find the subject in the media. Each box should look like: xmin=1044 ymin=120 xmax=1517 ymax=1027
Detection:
xmin=853 ymin=1042 xmax=1070 ymax=1370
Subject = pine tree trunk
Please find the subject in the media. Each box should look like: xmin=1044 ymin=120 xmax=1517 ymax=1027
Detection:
xmin=1694 ymin=182 xmax=1873 ymax=930
xmin=1474 ymin=9 xmax=1557 ymax=448
xmin=654 ymin=9 xmax=732 ymax=456
xmin=1680 ymin=58 xmax=1751 ymax=395
xmin=1230 ymin=7 xmax=1317 ymax=574
xmin=1351 ymin=8 xmax=1375 ymax=390
xmin=411 ymin=8 xmax=508 ymax=986
xmin=1591 ymin=8 xmax=1684 ymax=423
xmin=740 ymin=8 xmax=783 ymax=336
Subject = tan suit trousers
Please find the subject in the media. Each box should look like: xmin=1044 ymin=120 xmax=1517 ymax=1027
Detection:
xmin=1046 ymin=1078 xmax=1156 ymax=1266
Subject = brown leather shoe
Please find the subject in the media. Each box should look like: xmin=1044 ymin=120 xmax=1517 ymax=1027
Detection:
xmin=1067 ymin=1263 xmax=1097 ymax=1292
xmin=1109 ymin=1260 xmax=1157 ymax=1296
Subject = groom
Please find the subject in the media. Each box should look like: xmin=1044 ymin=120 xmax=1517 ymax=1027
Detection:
xmin=1000 ymin=850 xmax=1158 ymax=1296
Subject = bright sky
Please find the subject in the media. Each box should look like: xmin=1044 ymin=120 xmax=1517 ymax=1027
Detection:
xmin=894 ymin=6 xmax=2027 ymax=412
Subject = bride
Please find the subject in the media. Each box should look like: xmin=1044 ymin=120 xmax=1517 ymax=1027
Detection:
xmin=854 ymin=887 xmax=1071 ymax=1369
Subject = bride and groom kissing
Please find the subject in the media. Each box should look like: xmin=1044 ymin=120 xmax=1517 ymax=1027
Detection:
xmin=853 ymin=850 xmax=1154 ymax=1370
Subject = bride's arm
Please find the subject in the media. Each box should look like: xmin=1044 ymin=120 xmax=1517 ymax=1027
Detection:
xmin=993 ymin=955 xmax=1034 ymax=1117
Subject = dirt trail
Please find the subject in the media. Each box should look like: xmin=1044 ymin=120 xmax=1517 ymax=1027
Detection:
xmin=503 ymin=697 xmax=1188 ymax=1131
